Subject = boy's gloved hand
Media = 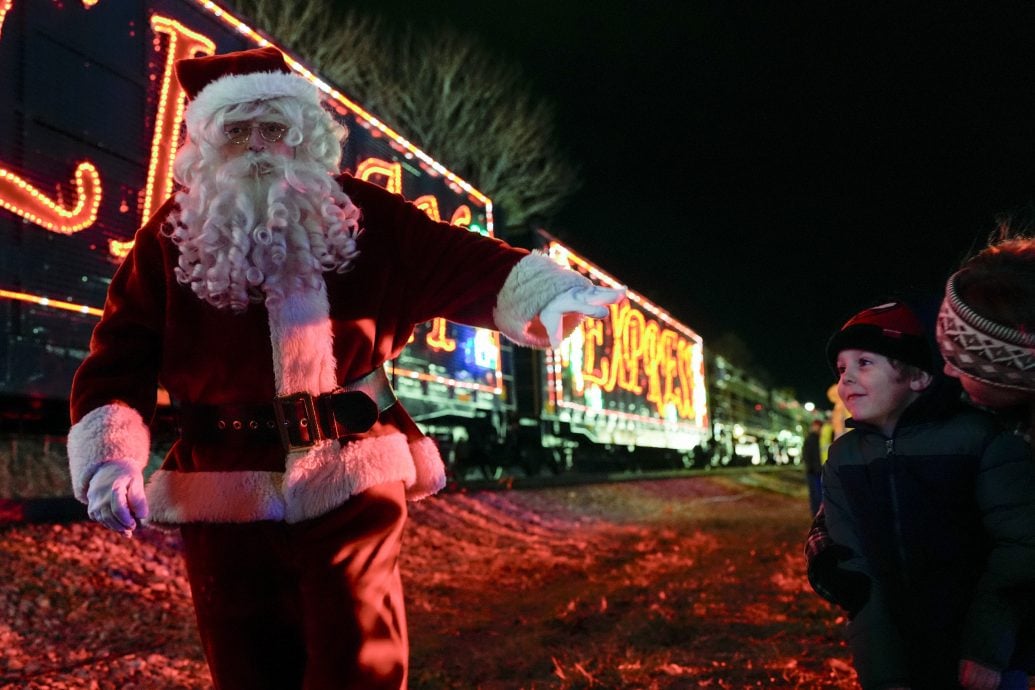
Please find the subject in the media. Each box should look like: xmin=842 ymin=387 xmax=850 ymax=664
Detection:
xmin=806 ymin=542 xmax=871 ymax=617
xmin=86 ymin=461 xmax=149 ymax=537
xmin=538 ymin=285 xmax=626 ymax=348
xmin=958 ymin=659 xmax=1001 ymax=690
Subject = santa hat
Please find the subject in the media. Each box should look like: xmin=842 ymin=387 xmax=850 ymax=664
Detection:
xmin=826 ymin=301 xmax=933 ymax=373
xmin=176 ymin=46 xmax=321 ymax=137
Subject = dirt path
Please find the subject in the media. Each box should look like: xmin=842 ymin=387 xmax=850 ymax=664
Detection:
xmin=0 ymin=470 xmax=856 ymax=689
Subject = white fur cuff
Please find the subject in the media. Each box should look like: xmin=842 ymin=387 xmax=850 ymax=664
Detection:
xmin=407 ymin=436 xmax=447 ymax=500
xmin=67 ymin=404 xmax=150 ymax=503
xmin=494 ymin=251 xmax=592 ymax=348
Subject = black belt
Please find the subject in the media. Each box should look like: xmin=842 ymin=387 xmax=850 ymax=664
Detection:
xmin=176 ymin=368 xmax=397 ymax=451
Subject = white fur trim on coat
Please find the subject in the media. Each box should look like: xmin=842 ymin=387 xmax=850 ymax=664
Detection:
xmin=494 ymin=251 xmax=593 ymax=348
xmin=267 ymin=282 xmax=339 ymax=398
xmin=67 ymin=403 xmax=150 ymax=503
xmin=142 ymin=277 xmax=367 ymax=527
xmin=282 ymin=432 xmax=447 ymax=522
xmin=145 ymin=469 xmax=285 ymax=526
xmin=142 ymin=432 xmax=445 ymax=525
xmin=184 ymin=71 xmax=321 ymax=142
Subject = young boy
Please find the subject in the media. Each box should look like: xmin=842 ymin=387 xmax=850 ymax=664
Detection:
xmin=821 ymin=301 xmax=1035 ymax=690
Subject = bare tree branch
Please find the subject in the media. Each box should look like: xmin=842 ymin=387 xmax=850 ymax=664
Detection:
xmin=226 ymin=0 xmax=579 ymax=229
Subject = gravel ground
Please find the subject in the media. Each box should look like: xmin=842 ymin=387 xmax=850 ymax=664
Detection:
xmin=0 ymin=469 xmax=858 ymax=689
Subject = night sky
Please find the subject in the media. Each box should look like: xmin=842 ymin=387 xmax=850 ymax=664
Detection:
xmin=339 ymin=1 xmax=1035 ymax=406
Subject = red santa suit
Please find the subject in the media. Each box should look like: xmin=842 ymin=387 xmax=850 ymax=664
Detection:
xmin=65 ymin=46 xmax=599 ymax=690
xmin=67 ymin=176 xmax=583 ymax=525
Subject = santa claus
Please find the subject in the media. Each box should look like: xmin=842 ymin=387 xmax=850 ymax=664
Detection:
xmin=66 ymin=46 xmax=623 ymax=689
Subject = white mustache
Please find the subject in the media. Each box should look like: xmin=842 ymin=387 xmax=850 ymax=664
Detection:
xmin=218 ymin=152 xmax=289 ymax=180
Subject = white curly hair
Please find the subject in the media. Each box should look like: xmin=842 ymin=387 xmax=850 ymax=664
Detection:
xmin=167 ymin=95 xmax=361 ymax=311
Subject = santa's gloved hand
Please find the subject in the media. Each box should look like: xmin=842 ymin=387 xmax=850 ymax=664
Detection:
xmin=959 ymin=659 xmax=1001 ymax=690
xmin=86 ymin=461 xmax=148 ymax=537
xmin=539 ymin=285 xmax=626 ymax=348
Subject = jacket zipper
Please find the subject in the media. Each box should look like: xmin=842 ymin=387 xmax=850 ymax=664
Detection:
xmin=886 ymin=437 xmax=909 ymax=583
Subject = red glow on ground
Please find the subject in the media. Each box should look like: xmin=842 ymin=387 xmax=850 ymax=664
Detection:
xmin=0 ymin=470 xmax=856 ymax=688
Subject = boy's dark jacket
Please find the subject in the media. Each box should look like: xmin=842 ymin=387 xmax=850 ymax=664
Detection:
xmin=822 ymin=379 xmax=1035 ymax=689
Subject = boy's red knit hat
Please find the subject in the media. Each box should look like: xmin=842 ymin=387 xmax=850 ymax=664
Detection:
xmin=826 ymin=302 xmax=933 ymax=373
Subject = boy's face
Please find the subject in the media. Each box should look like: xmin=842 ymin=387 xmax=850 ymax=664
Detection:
xmin=836 ymin=349 xmax=929 ymax=436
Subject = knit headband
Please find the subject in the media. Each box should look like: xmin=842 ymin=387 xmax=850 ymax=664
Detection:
xmin=936 ymin=271 xmax=1035 ymax=392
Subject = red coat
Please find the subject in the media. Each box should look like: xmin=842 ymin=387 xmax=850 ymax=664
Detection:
xmin=67 ymin=175 xmax=590 ymax=525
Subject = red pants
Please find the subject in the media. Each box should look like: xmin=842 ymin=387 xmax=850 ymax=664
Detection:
xmin=180 ymin=481 xmax=409 ymax=690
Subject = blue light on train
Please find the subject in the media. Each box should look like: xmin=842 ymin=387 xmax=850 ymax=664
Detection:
xmin=467 ymin=328 xmax=498 ymax=369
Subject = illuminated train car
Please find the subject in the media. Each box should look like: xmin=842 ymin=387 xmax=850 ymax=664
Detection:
xmin=457 ymin=231 xmax=713 ymax=476
xmin=483 ymin=232 xmax=807 ymax=477
xmin=0 ymin=1 xmax=508 ymax=434
xmin=767 ymin=387 xmax=810 ymax=465
xmin=707 ymin=354 xmax=772 ymax=466
xmin=707 ymin=354 xmax=809 ymax=467
xmin=539 ymin=234 xmax=710 ymax=471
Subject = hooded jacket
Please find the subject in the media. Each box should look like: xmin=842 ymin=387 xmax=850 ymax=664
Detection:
xmin=822 ymin=380 xmax=1035 ymax=689
xmin=66 ymin=175 xmax=593 ymax=526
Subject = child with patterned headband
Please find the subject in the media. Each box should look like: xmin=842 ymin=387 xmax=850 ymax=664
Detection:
xmin=937 ymin=236 xmax=1035 ymax=690
xmin=938 ymin=236 xmax=1035 ymax=437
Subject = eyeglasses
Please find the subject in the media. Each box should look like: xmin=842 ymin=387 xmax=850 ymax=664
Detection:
xmin=223 ymin=121 xmax=289 ymax=146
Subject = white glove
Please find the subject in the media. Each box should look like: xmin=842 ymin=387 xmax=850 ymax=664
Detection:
xmin=539 ymin=285 xmax=626 ymax=348
xmin=86 ymin=461 xmax=148 ymax=537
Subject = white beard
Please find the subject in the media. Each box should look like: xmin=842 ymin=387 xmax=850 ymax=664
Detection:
xmin=168 ymin=151 xmax=361 ymax=311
